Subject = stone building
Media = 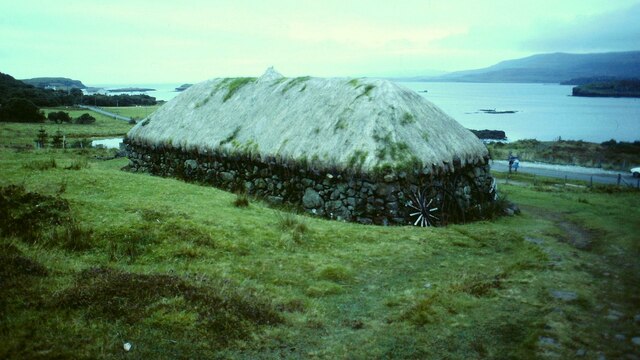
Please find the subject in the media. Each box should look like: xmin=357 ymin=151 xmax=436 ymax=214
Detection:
xmin=126 ymin=68 xmax=496 ymax=226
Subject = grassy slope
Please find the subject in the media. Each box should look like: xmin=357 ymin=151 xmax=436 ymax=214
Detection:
xmin=1 ymin=145 xmax=639 ymax=359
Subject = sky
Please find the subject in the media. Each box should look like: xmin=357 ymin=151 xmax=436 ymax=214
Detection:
xmin=2 ymin=0 xmax=640 ymax=84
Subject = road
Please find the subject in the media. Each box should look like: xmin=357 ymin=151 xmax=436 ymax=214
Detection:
xmin=491 ymin=160 xmax=639 ymax=186
xmin=79 ymin=105 xmax=131 ymax=122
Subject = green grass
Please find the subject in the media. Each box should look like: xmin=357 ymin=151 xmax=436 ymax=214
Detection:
xmin=1 ymin=108 xmax=134 ymax=147
xmin=101 ymin=105 xmax=161 ymax=120
xmin=222 ymin=77 xmax=257 ymax=102
xmin=334 ymin=118 xmax=348 ymax=132
xmin=1 ymin=139 xmax=639 ymax=358
xmin=355 ymin=84 xmax=376 ymax=100
xmin=400 ymin=112 xmax=416 ymax=125
xmin=281 ymin=76 xmax=311 ymax=94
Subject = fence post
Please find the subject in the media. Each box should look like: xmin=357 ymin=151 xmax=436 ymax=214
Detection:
xmin=617 ymin=174 xmax=621 ymax=186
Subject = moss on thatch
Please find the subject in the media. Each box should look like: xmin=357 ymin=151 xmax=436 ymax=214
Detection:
xmin=128 ymin=68 xmax=488 ymax=174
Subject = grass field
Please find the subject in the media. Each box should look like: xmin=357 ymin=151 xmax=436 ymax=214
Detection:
xmin=0 ymin=108 xmax=133 ymax=148
xmin=1 ymin=120 xmax=639 ymax=358
xmin=101 ymin=105 xmax=161 ymax=120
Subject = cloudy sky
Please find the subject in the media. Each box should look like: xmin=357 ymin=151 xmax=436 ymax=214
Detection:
xmin=2 ymin=0 xmax=639 ymax=84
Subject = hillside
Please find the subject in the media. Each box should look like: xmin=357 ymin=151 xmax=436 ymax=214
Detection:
xmin=0 ymin=72 xmax=77 ymax=107
xmin=21 ymin=77 xmax=86 ymax=89
xmin=572 ymin=79 xmax=640 ymax=98
xmin=410 ymin=51 xmax=640 ymax=83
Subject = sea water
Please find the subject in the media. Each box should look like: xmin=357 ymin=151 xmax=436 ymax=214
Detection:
xmin=88 ymin=82 xmax=186 ymax=102
xmin=399 ymin=82 xmax=640 ymax=143
xmin=91 ymin=81 xmax=640 ymax=143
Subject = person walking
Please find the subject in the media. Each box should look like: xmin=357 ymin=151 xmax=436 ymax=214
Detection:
xmin=513 ymin=158 xmax=520 ymax=173
xmin=508 ymin=152 xmax=515 ymax=173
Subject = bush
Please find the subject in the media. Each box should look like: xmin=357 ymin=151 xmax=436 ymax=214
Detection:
xmin=68 ymin=139 xmax=92 ymax=148
xmin=0 ymin=184 xmax=95 ymax=251
xmin=82 ymin=94 xmax=157 ymax=106
xmin=52 ymin=267 xmax=283 ymax=344
xmin=47 ymin=111 xmax=72 ymax=123
xmin=0 ymin=184 xmax=71 ymax=243
xmin=277 ymin=212 xmax=308 ymax=233
xmin=65 ymin=158 xmax=89 ymax=170
xmin=0 ymin=98 xmax=45 ymax=123
xmin=23 ymin=158 xmax=57 ymax=170
xmin=51 ymin=222 xmax=94 ymax=251
xmin=233 ymin=193 xmax=249 ymax=207
xmin=75 ymin=113 xmax=96 ymax=124
xmin=277 ymin=212 xmax=309 ymax=244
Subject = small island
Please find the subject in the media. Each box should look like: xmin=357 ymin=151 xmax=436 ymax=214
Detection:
xmin=572 ymin=79 xmax=640 ymax=98
xmin=175 ymin=83 xmax=193 ymax=91
xmin=107 ymin=87 xmax=156 ymax=93
xmin=469 ymin=129 xmax=507 ymax=141
xmin=478 ymin=109 xmax=518 ymax=114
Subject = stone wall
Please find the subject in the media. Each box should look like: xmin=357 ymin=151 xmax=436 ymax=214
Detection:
xmin=125 ymin=141 xmax=495 ymax=226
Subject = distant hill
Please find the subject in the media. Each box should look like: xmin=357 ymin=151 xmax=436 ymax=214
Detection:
xmin=572 ymin=79 xmax=640 ymax=98
xmin=408 ymin=51 xmax=640 ymax=83
xmin=0 ymin=72 xmax=79 ymax=107
xmin=1 ymin=72 xmax=157 ymax=108
xmin=560 ymin=76 xmax=620 ymax=85
xmin=21 ymin=77 xmax=86 ymax=90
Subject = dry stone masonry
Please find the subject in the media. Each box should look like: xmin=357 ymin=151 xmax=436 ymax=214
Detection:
xmin=126 ymin=141 xmax=494 ymax=226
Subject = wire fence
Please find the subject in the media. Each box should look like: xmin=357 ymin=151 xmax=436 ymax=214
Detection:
xmin=618 ymin=174 xmax=640 ymax=189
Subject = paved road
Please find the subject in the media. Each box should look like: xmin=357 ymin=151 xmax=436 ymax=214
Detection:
xmin=79 ymin=105 xmax=131 ymax=122
xmin=491 ymin=160 xmax=639 ymax=186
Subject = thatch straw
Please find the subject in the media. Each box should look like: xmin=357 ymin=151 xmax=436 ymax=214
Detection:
xmin=128 ymin=68 xmax=488 ymax=173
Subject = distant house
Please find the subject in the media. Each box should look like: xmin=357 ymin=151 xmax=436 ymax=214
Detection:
xmin=126 ymin=68 xmax=496 ymax=226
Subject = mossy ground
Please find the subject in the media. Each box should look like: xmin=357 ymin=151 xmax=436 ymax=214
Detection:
xmin=0 ymin=121 xmax=639 ymax=359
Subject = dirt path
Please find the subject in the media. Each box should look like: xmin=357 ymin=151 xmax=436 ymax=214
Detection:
xmin=520 ymin=204 xmax=593 ymax=250
xmin=519 ymin=204 xmax=640 ymax=359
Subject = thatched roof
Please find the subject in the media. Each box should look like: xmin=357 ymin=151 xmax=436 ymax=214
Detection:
xmin=128 ymin=68 xmax=488 ymax=173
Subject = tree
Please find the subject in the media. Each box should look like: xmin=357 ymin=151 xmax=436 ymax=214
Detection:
xmin=70 ymin=88 xmax=83 ymax=104
xmin=0 ymin=98 xmax=45 ymax=123
xmin=35 ymin=127 xmax=48 ymax=148
xmin=51 ymin=130 xmax=64 ymax=148
xmin=82 ymin=94 xmax=156 ymax=107
xmin=75 ymin=113 xmax=96 ymax=124
xmin=47 ymin=111 xmax=72 ymax=124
